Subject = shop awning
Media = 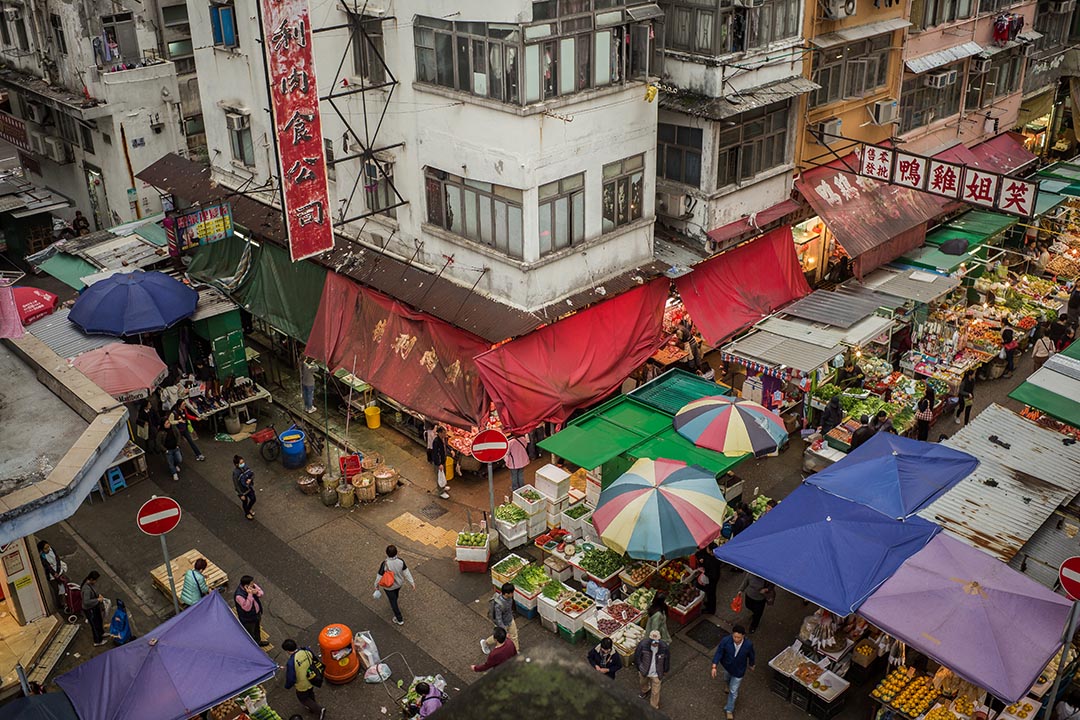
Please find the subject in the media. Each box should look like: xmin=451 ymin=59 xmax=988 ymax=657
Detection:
xmin=1037 ymin=161 xmax=1080 ymax=182
xmin=305 ymin=272 xmax=490 ymax=428
xmin=1009 ymin=346 xmax=1080 ymax=427
xmin=923 ymin=226 xmax=984 ymax=248
xmin=756 ymin=314 xmax=894 ymax=349
xmin=705 ymin=198 xmax=802 ymax=247
xmin=675 ymin=226 xmax=810 ymax=346
xmin=905 ymin=41 xmax=983 ymax=74
xmin=969 ymin=132 xmax=1039 ymax=175
xmin=722 ymin=330 xmax=844 ymax=373
xmin=863 ymin=267 xmax=961 ymax=303
xmin=934 ymin=142 xmax=981 ymax=167
xmin=782 ymin=286 xmax=897 ymax=328
xmin=1034 ymin=189 xmax=1066 ymax=217
xmin=27 ymin=308 xmax=118 ymax=359
xmin=810 ymin=17 xmax=910 ymax=48
xmin=898 ymin=242 xmax=985 ymax=274
xmin=795 ymin=155 xmax=948 ymax=277
xmin=37 ymin=253 xmax=98 ymax=291
xmin=474 ymin=279 xmax=669 ymax=433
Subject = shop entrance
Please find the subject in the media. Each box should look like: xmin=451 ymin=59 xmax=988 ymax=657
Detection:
xmin=0 ymin=538 xmax=59 ymax=696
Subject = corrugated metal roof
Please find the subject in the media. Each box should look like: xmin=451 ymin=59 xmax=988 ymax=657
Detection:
xmin=191 ymin=286 xmax=237 ymax=321
xmin=868 ymin=268 xmax=961 ymax=303
xmin=920 ymin=404 xmax=1080 ymax=561
xmin=836 ymin=281 xmax=909 ymax=310
xmin=811 ymin=18 xmax=911 ymax=48
xmin=80 ymin=234 xmax=167 ymax=271
xmin=905 ymin=41 xmax=983 ymax=74
xmin=28 ymin=308 xmax=118 ymax=359
xmin=722 ymin=330 xmax=844 ymax=372
xmin=757 ymin=314 xmax=894 ymax=348
xmin=781 ymin=288 xmax=889 ymax=328
xmin=1009 ymin=509 xmax=1080 ymax=589
xmin=659 ymin=76 xmax=819 ymax=121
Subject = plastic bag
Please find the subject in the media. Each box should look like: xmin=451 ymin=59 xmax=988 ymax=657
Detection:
xmin=364 ymin=663 xmax=392 ymax=683
xmin=354 ymin=630 xmax=381 ymax=669
xmin=584 ymin=581 xmax=610 ymax=607
xmin=730 ymin=593 xmax=743 ymax=613
xmin=373 ymin=589 xmax=382 ymax=600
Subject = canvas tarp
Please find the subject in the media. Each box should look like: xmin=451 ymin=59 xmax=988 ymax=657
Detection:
xmin=305 ymin=272 xmax=489 ymax=428
xmin=675 ymin=226 xmax=810 ymax=346
xmin=474 ymin=279 xmax=669 ymax=434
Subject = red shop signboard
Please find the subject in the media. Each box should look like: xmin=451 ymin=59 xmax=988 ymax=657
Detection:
xmin=260 ymin=0 xmax=334 ymax=261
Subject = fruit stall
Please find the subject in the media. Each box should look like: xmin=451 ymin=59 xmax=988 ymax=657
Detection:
xmin=204 ymin=685 xmax=283 ymax=720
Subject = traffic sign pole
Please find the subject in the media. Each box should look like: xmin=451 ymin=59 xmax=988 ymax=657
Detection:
xmin=137 ymin=496 xmax=183 ymax=616
xmin=487 ymin=462 xmax=496 ymax=535
xmin=470 ymin=429 xmax=509 ymax=534
xmin=160 ymin=534 xmax=180 ymax=616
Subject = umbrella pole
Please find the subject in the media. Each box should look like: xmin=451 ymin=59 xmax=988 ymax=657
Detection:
xmin=342 ymin=355 xmax=358 ymax=455
xmin=1042 ymin=599 xmax=1080 ymax=719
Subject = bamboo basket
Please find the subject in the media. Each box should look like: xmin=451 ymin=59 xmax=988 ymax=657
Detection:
xmin=297 ymin=477 xmax=319 ymax=495
xmin=354 ymin=476 xmax=377 ymax=502
xmin=374 ymin=466 xmax=398 ymax=494
xmin=361 ymin=452 xmax=384 ymax=470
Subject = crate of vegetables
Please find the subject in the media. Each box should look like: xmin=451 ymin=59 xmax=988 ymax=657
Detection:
xmin=512 ymin=564 xmax=551 ymax=610
xmin=491 ymin=554 xmax=528 ymax=587
xmin=561 ymin=503 xmax=593 ymax=539
xmin=577 ymin=548 xmax=624 ymax=590
xmin=455 ymin=530 xmax=490 ymax=569
xmin=625 ymin=587 xmax=656 ymax=617
xmin=604 ymin=601 xmax=642 ymax=627
xmin=585 ymin=609 xmax=625 ymax=641
xmin=620 ymin=560 xmax=655 ymax=590
xmin=513 ymin=485 xmax=546 ymax=516
xmin=666 ymin=583 xmax=704 ymax=626
xmin=494 ymin=503 xmax=529 ymax=549
xmin=557 ymin=591 xmax=596 ymax=633
xmin=538 ymin=578 xmax=573 ymax=623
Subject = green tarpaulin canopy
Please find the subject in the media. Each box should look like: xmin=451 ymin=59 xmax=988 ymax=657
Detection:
xmin=900 ymin=242 xmax=985 ymax=274
xmin=942 ymin=210 xmax=1016 ymax=239
xmin=38 ymin=253 xmax=98 ymax=290
xmin=1009 ymin=340 xmax=1080 ymax=428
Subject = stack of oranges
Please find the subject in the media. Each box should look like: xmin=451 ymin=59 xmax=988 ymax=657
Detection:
xmin=871 ymin=669 xmax=912 ymax=703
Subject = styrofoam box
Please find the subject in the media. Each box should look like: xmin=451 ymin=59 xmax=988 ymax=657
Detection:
xmin=546 ymin=494 xmax=571 ymax=516
xmin=538 ymin=594 xmax=560 ymax=623
xmin=541 ymin=616 xmax=558 ymax=633
xmin=535 ymin=464 xmax=571 ymax=501
xmin=512 ymin=486 xmax=545 ymax=516
xmin=499 ymin=526 xmax=528 ymax=550
xmin=455 ymin=542 xmax=491 ymax=563
xmin=495 ymin=517 xmax=526 ymax=537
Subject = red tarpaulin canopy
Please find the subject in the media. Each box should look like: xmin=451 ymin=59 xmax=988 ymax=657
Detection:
xmin=675 ymin=226 xmax=810 ymax=346
xmin=474 ymin=279 xmax=669 ymax=434
xmin=305 ymin=273 xmax=490 ymax=428
xmin=13 ymin=286 xmax=59 ymax=325
xmin=969 ymin=132 xmax=1038 ymax=175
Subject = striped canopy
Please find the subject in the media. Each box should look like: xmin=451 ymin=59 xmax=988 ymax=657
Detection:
xmin=591 ymin=457 xmax=728 ymax=561
xmin=674 ymin=395 xmax=787 ymax=457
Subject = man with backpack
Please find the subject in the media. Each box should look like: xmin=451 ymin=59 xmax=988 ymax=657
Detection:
xmin=233 ymin=455 xmax=257 ymax=520
xmin=481 ymin=583 xmax=518 ymax=654
xmin=283 ymin=638 xmax=325 ymax=718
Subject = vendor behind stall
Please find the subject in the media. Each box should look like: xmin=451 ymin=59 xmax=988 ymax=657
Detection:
xmin=836 ymin=359 xmax=865 ymax=389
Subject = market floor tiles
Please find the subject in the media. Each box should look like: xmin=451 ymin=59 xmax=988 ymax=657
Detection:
xmin=386 ymin=511 xmax=458 ymax=548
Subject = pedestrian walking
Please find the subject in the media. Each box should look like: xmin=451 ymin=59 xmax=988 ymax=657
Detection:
xmin=736 ymin=573 xmax=773 ymax=634
xmin=506 ymin=435 xmax=530 ymax=492
xmin=80 ymin=571 xmax=108 ymax=646
xmin=471 ymin=627 xmax=517 ymax=672
xmin=233 ymin=455 xmax=257 ymax=520
xmin=180 ymin=558 xmax=210 ymax=607
xmin=162 ymin=417 xmax=183 ymax=481
xmin=1001 ymin=327 xmax=1019 ymax=378
xmin=1033 ymin=331 xmax=1056 ymax=371
xmin=955 ymin=371 xmax=975 ymax=425
xmin=234 ymin=575 xmax=270 ymax=647
xmin=430 ymin=426 xmax=449 ymax=499
xmin=644 ymin=594 xmax=671 ymax=643
xmin=695 ymin=541 xmax=722 ymax=615
xmin=301 ymin=359 xmax=317 ymax=414
xmin=482 ymin=583 xmax=519 ymax=654
xmin=135 ymin=401 xmax=159 ymax=453
xmin=711 ymin=624 xmax=756 ymax=719
xmin=635 ymin=630 xmax=670 ymax=709
xmin=915 ymin=398 xmax=933 ymax=442
xmin=374 ymin=545 xmax=415 ymax=625
xmin=283 ymin=638 xmax=325 ymax=718
xmin=588 ymin=637 xmax=623 ymax=679
xmin=171 ymin=405 xmax=205 ymax=461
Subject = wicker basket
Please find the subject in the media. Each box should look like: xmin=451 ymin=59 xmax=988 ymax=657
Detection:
xmin=337 ymin=484 xmax=355 ymax=508
xmin=361 ymin=452 xmax=384 ymax=470
xmin=297 ymin=477 xmax=319 ymax=495
xmin=374 ymin=467 xmax=398 ymax=494
xmin=355 ymin=478 xmax=377 ymax=502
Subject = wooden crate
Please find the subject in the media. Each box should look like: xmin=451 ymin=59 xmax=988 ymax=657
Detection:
xmin=150 ymin=548 xmax=228 ymax=603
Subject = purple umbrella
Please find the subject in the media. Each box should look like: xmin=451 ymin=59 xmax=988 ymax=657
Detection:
xmin=860 ymin=533 xmax=1073 ymax=703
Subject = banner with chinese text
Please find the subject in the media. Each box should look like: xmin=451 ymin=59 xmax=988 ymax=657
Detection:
xmin=164 ymin=203 xmax=234 ymax=257
xmin=261 ymin=0 xmax=334 ymax=261
xmin=305 ymin=273 xmax=489 ymax=428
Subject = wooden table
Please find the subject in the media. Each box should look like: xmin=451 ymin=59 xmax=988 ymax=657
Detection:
xmin=150 ymin=548 xmax=228 ymax=604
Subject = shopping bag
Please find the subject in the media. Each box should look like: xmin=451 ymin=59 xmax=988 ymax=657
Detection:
xmin=364 ymin=663 xmax=391 ymax=683
xmin=377 ymin=570 xmax=396 ymax=588
xmin=730 ymin=593 xmax=743 ymax=613
xmin=354 ymin=630 xmax=381 ymax=669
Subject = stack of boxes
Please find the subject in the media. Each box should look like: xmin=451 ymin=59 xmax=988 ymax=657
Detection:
xmin=513 ymin=486 xmax=547 ymax=539
xmin=535 ymin=464 xmax=571 ymax=529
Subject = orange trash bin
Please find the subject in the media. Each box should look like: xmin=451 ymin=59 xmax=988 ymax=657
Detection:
xmin=319 ymin=623 xmax=361 ymax=683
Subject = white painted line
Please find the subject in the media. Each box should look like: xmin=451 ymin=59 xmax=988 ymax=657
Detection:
xmin=473 ymin=441 xmax=508 ymax=452
xmin=139 ymin=508 xmax=180 ymax=525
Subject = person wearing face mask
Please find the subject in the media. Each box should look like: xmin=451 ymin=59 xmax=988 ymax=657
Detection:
xmin=233 ymin=455 xmax=257 ymax=520
xmin=635 ymin=630 xmax=671 ymax=709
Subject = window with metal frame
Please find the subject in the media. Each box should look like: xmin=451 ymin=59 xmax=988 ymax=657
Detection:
xmin=539 ymin=173 xmax=585 ymax=256
xmin=226 ymin=111 xmax=254 ymax=166
xmin=810 ymin=34 xmax=891 ymax=108
xmin=209 ymin=2 xmax=238 ymax=49
xmin=602 ymin=154 xmax=644 ymax=232
xmin=899 ymin=62 xmax=963 ymax=133
xmin=657 ymin=123 xmax=702 ymax=187
xmin=101 ymin=12 xmax=138 ymax=62
xmin=349 ymin=13 xmax=386 ymax=84
xmin=964 ymin=50 xmax=1022 ymax=110
xmin=425 ymin=168 xmax=523 ymax=257
xmin=661 ymin=0 xmax=800 ymax=56
xmin=908 ymin=0 xmax=973 ymax=31
xmin=324 ymin=138 xmax=336 ymax=182
xmin=364 ymin=160 xmax=398 ymax=218
xmin=50 ymin=14 xmax=67 ymax=54
xmin=716 ymin=100 xmax=790 ymax=188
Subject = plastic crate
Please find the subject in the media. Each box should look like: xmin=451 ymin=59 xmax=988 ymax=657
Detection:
xmin=668 ymin=592 xmax=704 ymax=626
xmin=339 ymin=453 xmax=364 ymax=479
xmin=458 ymin=560 xmax=489 ymax=573
xmin=514 ymin=600 xmax=539 ymax=619
xmin=769 ymin=670 xmax=793 ymax=700
xmin=513 ymin=486 xmax=546 ymax=516
xmin=544 ymin=556 xmax=572 ymax=583
xmin=557 ymin=624 xmax=584 ymax=645
xmin=455 ymin=536 xmax=491 ymax=563
xmin=536 ymin=464 xmax=571 ymax=500
xmin=561 ymin=505 xmax=592 ymax=539
xmin=541 ymin=616 xmax=558 ymax=633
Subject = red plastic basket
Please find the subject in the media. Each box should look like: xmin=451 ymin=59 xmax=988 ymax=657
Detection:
xmin=250 ymin=427 xmax=277 ymax=444
xmin=339 ymin=453 xmax=363 ymax=478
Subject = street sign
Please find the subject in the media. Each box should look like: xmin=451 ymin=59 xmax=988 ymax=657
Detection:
xmin=471 ymin=429 xmax=509 ymax=463
xmin=137 ymin=496 xmax=182 ymax=536
xmin=1059 ymin=557 xmax=1080 ymax=599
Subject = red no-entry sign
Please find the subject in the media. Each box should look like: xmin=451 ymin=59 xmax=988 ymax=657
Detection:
xmin=471 ymin=429 xmax=509 ymax=463
xmin=1060 ymin=557 xmax=1080 ymax=600
xmin=137 ymin=496 xmax=182 ymax=536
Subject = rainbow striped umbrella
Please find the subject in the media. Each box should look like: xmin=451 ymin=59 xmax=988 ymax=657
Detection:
xmin=674 ymin=395 xmax=787 ymax=457
xmin=591 ymin=458 xmax=728 ymax=560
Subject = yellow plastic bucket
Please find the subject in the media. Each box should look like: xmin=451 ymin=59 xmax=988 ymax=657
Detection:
xmin=445 ymin=456 xmax=454 ymax=481
xmin=364 ymin=405 xmax=381 ymax=429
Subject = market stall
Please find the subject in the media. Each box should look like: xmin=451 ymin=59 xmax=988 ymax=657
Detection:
xmin=1009 ymin=338 xmax=1080 ymax=432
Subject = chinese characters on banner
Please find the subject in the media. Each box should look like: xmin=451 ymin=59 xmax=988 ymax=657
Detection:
xmin=164 ymin=203 xmax=234 ymax=256
xmin=260 ymin=0 xmax=334 ymax=261
xmin=857 ymin=143 xmax=1038 ymax=217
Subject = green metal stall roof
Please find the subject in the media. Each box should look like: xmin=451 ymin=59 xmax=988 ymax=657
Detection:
xmin=133 ymin=222 xmax=168 ymax=247
xmin=1009 ymin=339 xmax=1080 ymax=428
xmin=38 ymin=253 xmax=98 ymax=290
xmin=1036 ymin=162 xmax=1080 ymax=182
xmin=900 ymin=242 xmax=985 ymax=274
xmin=924 ymin=227 xmax=984 ymax=248
xmin=629 ymin=368 xmax=731 ymax=415
xmin=1035 ymin=190 xmax=1066 ymax=217
xmin=943 ymin=210 xmax=1017 ymax=239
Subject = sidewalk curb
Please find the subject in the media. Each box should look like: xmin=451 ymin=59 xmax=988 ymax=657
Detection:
xmin=59 ymin=520 xmax=161 ymax=623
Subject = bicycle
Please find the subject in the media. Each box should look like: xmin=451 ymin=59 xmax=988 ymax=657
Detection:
xmin=250 ymin=424 xmax=281 ymax=462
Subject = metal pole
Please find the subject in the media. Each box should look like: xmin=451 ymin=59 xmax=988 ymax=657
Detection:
xmin=15 ymin=663 xmax=30 ymax=696
xmin=1042 ymin=599 xmax=1080 ymax=719
xmin=160 ymin=535 xmax=181 ymax=616
xmin=487 ymin=462 xmax=496 ymax=534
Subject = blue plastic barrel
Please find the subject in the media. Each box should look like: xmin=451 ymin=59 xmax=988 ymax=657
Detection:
xmin=279 ymin=428 xmax=307 ymax=469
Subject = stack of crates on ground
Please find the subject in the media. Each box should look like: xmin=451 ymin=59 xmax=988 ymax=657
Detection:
xmin=490 ymin=554 xmax=528 ymax=589
xmin=544 ymin=555 xmax=572 ymax=583
xmin=536 ymin=464 xmax=572 ymax=530
xmin=585 ymin=472 xmax=602 ymax=507
xmin=537 ymin=578 xmax=573 ymax=633
xmin=560 ymin=502 xmax=592 ymax=540
xmin=581 ymin=516 xmax=602 ymax=545
xmin=513 ymin=485 xmax=547 ymax=538
xmin=555 ymin=588 xmax=596 ymax=644
xmin=495 ymin=516 xmax=528 ymax=549
xmin=510 ymin=563 xmax=548 ymax=620
xmin=454 ymin=529 xmax=491 ymax=573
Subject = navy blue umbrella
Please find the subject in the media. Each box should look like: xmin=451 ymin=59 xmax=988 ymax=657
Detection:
xmin=68 ymin=271 xmax=198 ymax=336
xmin=0 ymin=692 xmax=79 ymax=720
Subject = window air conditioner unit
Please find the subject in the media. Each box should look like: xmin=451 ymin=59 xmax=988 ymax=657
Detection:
xmin=945 ymin=69 xmax=958 ymax=85
xmin=971 ymin=56 xmax=992 ymax=74
xmin=1052 ymin=0 xmax=1075 ymax=13
xmin=1020 ymin=42 xmax=1035 ymax=57
xmin=225 ymin=112 xmax=249 ymax=131
xmin=43 ymin=136 xmax=69 ymax=164
xmin=4 ymin=9 xmax=19 ymax=21
xmin=821 ymin=0 xmax=857 ymax=19
xmin=816 ymin=117 xmax=842 ymax=143
xmin=28 ymin=131 xmax=46 ymax=156
xmin=925 ymin=71 xmax=950 ymax=89
xmin=23 ymin=102 xmax=46 ymax=125
xmin=869 ymin=98 xmax=898 ymax=125
xmin=657 ymin=192 xmax=690 ymax=218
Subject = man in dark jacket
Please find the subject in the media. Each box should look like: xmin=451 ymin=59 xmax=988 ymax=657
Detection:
xmin=233 ymin=455 xmax=257 ymax=520
xmin=712 ymin=624 xmax=756 ymax=719
xmin=587 ymin=637 xmax=623 ymax=679
xmin=635 ymin=631 xmax=671 ymax=709
xmin=696 ymin=541 xmax=722 ymax=614
xmin=431 ymin=427 xmax=449 ymax=499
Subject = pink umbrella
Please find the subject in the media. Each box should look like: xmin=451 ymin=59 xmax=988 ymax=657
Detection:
xmin=73 ymin=344 xmax=168 ymax=402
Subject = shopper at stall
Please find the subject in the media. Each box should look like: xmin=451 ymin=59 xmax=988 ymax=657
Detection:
xmin=635 ymin=630 xmax=670 ymax=709
xmin=506 ymin=435 xmax=530 ymax=492
xmin=1050 ymin=315 xmax=1070 ymax=352
xmin=135 ymin=401 xmax=160 ymax=453
xmin=736 ymin=573 xmax=773 ymax=634
xmin=482 ymin=583 xmax=519 ymax=653
xmin=37 ymin=540 xmax=65 ymax=598
xmin=588 ymin=637 xmax=623 ymax=679
xmin=711 ymin=624 xmax=755 ymax=720
xmin=283 ymin=639 xmax=325 ymax=718
xmin=1001 ymin=327 xmax=1019 ymax=378
xmin=819 ymin=396 xmax=843 ymax=435
xmin=233 ymin=455 xmax=257 ymax=520
xmin=431 ymin=427 xmax=450 ymax=499
xmin=472 ymin=627 xmax=517 ymax=672
xmin=1033 ymin=327 xmax=1056 ymax=371
xmin=915 ymin=398 xmax=934 ymax=442
xmin=180 ymin=558 xmax=210 ymax=607
xmin=375 ymin=545 xmax=415 ymax=626
xmin=234 ymin=575 xmax=269 ymax=646
xmin=169 ymin=405 xmax=205 ymax=462
xmin=300 ymin=359 xmax=317 ymax=414
xmin=645 ymin=595 xmax=671 ymax=643
xmin=731 ymin=504 xmax=754 ymax=536
xmin=80 ymin=571 xmax=108 ymax=646
xmin=162 ymin=418 xmax=182 ymax=481
xmin=695 ymin=541 xmax=722 ymax=615
xmin=955 ymin=372 xmax=976 ymax=425
xmin=407 ymin=682 xmax=446 ymax=717
xmin=849 ymin=415 xmax=876 ymax=451
xmin=870 ymin=410 xmax=894 ymax=434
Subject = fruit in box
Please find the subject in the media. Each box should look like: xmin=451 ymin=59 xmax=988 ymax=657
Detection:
xmin=457 ymin=532 xmax=488 ymax=547
xmin=658 ymin=561 xmax=686 ymax=583
xmin=953 ymin=696 xmax=975 ymax=716
xmin=890 ymin=676 xmax=937 ymax=717
xmin=855 ymin=643 xmax=874 ymax=658
xmin=623 ymin=561 xmax=654 ymax=584
xmin=872 ymin=668 xmax=912 ymax=703
xmin=596 ymin=617 xmax=622 ymax=635
xmin=926 ymin=707 xmax=957 ymax=720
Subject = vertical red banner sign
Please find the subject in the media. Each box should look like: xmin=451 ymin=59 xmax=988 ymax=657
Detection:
xmin=260 ymin=0 xmax=334 ymax=261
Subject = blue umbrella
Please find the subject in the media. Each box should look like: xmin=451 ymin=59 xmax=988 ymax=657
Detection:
xmin=69 ymin=271 xmax=198 ymax=336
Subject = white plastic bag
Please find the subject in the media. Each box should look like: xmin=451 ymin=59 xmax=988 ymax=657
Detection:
xmin=354 ymin=630 xmax=381 ymax=669
xmin=373 ymin=589 xmax=382 ymax=600
xmin=363 ymin=662 xmax=391 ymax=683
